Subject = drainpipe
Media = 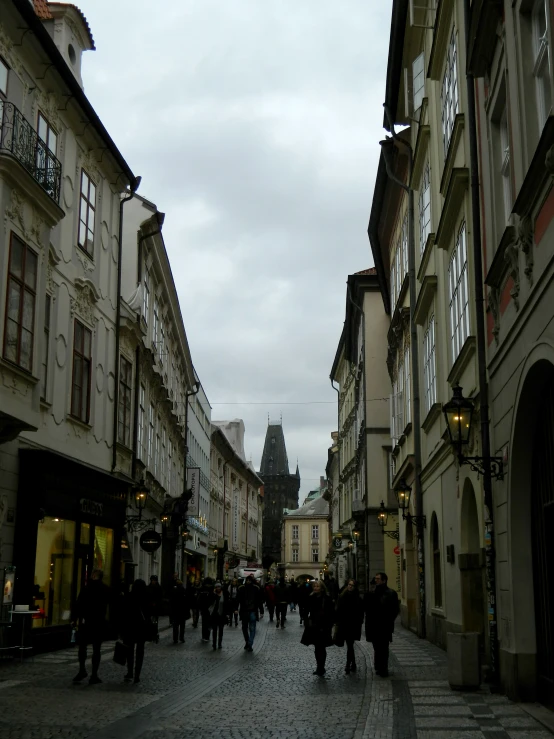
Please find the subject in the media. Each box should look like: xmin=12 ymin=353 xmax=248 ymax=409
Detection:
xmin=330 ymin=378 xmax=340 ymax=527
xmin=181 ymin=381 xmax=200 ymax=579
xmin=463 ymin=0 xmax=499 ymax=686
xmin=112 ymin=176 xmax=141 ymax=475
xmin=381 ymin=110 xmax=426 ymax=639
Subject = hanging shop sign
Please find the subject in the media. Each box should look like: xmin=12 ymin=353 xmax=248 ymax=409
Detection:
xmin=80 ymin=498 xmax=103 ymax=517
xmin=140 ymin=529 xmax=162 ymax=553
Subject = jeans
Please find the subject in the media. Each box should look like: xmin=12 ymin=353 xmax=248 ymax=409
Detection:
xmin=276 ymin=603 xmax=287 ymax=625
xmin=126 ymin=640 xmax=145 ymax=679
xmin=314 ymin=644 xmax=327 ymax=673
xmin=78 ymin=636 xmax=102 ymax=676
xmin=173 ymin=618 xmax=185 ymax=642
xmin=212 ymin=622 xmax=224 ymax=647
xmin=372 ymin=638 xmax=390 ymax=674
xmin=241 ymin=611 xmax=257 ymax=646
xmin=346 ymin=638 xmax=356 ymax=667
xmin=267 ymin=604 xmax=275 ymax=621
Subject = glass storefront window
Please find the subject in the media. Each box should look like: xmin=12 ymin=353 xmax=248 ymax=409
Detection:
xmin=93 ymin=526 xmax=113 ymax=586
xmin=33 ymin=517 xmax=75 ymax=628
xmin=80 ymin=522 xmax=90 ymax=545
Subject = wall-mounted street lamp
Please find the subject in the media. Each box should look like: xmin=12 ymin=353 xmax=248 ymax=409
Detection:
xmin=352 ymin=523 xmax=361 ymax=543
xmin=393 ymin=480 xmax=427 ymax=528
xmin=377 ymin=501 xmax=399 ymax=540
xmin=126 ymin=479 xmax=158 ymax=532
xmin=443 ymin=385 xmax=504 ymax=480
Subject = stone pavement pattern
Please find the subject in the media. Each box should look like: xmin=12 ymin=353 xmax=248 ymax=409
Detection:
xmin=0 ymin=612 xmax=550 ymax=739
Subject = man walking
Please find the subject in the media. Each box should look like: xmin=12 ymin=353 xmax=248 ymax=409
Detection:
xmin=264 ymin=579 xmax=277 ymax=622
xmin=197 ymin=577 xmax=214 ymax=643
xmin=72 ymin=568 xmax=111 ymax=685
xmin=238 ymin=575 xmax=263 ymax=651
xmin=209 ymin=581 xmax=229 ymax=649
xmin=274 ymin=576 xmax=290 ymax=629
xmin=227 ymin=577 xmax=240 ymax=627
xmin=364 ymin=572 xmax=399 ymax=677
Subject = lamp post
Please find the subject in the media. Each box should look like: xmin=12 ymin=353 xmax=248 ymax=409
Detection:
xmin=443 ymin=385 xmax=504 ymax=480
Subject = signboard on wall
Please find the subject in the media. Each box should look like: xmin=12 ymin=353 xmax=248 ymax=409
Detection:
xmin=186 ymin=468 xmax=200 ymax=517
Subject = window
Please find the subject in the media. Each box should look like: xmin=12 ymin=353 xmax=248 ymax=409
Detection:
xmin=441 ymin=28 xmax=459 ymax=156
xmin=161 ymin=426 xmax=167 ymax=486
xmin=148 ymin=403 xmax=155 ymax=465
xmin=419 ymin=160 xmax=431 ymax=253
xmin=78 ymin=170 xmax=96 ymax=256
xmin=401 ymin=212 xmax=408 ymax=278
xmin=423 ymin=315 xmax=437 ymax=413
xmin=118 ymin=356 xmax=132 ymax=446
xmin=390 ymin=260 xmax=396 ymax=308
xmin=33 ymin=518 xmax=75 ymax=628
xmin=159 ymin=323 xmax=166 ymax=367
xmin=312 ymin=548 xmax=319 ymax=563
xmin=412 ymin=52 xmax=425 ymax=112
xmin=533 ymin=0 xmax=551 ymax=130
xmin=152 ymin=297 xmax=159 ymax=352
xmin=500 ymin=110 xmax=512 ymax=221
xmin=4 ymin=234 xmax=37 ymax=371
xmin=292 ymin=524 xmax=299 ymax=540
xmin=71 ymin=320 xmax=92 ymax=422
xmin=138 ymin=384 xmax=146 ymax=459
xmin=142 ymin=268 xmax=150 ymax=324
xmin=0 ymin=57 xmax=8 ymax=97
xmin=292 ymin=548 xmax=299 ymax=563
xmin=168 ymin=437 xmax=174 ymax=491
xmin=37 ymin=112 xmax=58 ymax=196
xmin=404 ymin=345 xmax=411 ymax=425
xmin=312 ymin=524 xmax=319 ymax=540
xmin=40 ymin=294 xmax=51 ymax=399
xmin=432 ymin=514 xmax=442 ymax=608
xmin=448 ymin=223 xmax=470 ymax=361
xmin=155 ymin=415 xmax=161 ymax=477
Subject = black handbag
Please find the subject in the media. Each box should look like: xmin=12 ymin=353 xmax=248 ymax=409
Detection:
xmin=113 ymin=640 xmax=128 ymax=666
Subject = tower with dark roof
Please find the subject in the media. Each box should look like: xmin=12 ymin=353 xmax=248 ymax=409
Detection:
xmin=259 ymin=421 xmax=300 ymax=568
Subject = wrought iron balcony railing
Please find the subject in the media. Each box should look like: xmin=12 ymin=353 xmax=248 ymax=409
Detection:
xmin=0 ymin=101 xmax=61 ymax=203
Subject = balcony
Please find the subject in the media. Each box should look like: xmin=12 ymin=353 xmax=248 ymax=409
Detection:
xmin=0 ymin=102 xmax=61 ymax=203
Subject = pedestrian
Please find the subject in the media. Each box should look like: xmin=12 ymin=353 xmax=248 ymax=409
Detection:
xmin=146 ymin=575 xmax=163 ymax=641
xmin=209 ymin=581 xmax=230 ymax=649
xmin=190 ymin=577 xmax=202 ymax=628
xmin=335 ymin=579 xmax=364 ymax=674
xmin=364 ymin=572 xmax=399 ymax=677
xmin=198 ymin=577 xmax=214 ymax=643
xmin=289 ymin=577 xmax=298 ymax=612
xmin=297 ymin=579 xmax=312 ymax=626
xmin=300 ymin=580 xmax=335 ymax=676
xmin=72 ymin=568 xmax=111 ymax=685
xmin=238 ymin=574 xmax=263 ymax=651
xmin=264 ymin=580 xmax=277 ymax=622
xmin=120 ymin=579 xmax=151 ymax=684
xmin=227 ymin=577 xmax=240 ymax=627
xmin=169 ymin=579 xmax=190 ymax=644
xmin=327 ymin=575 xmax=340 ymax=602
xmin=274 ymin=576 xmax=290 ymax=629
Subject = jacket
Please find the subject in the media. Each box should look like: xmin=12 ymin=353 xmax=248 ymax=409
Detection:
xmin=335 ymin=588 xmax=364 ymax=642
xmin=170 ymin=583 xmax=191 ymax=622
xmin=274 ymin=581 xmax=290 ymax=604
xmin=300 ymin=592 xmax=335 ymax=647
xmin=73 ymin=580 xmax=111 ymax=634
xmin=264 ymin=583 xmax=277 ymax=606
xmin=208 ymin=590 xmax=230 ymax=624
xmin=120 ymin=589 xmax=151 ymax=644
xmin=364 ymin=585 xmax=400 ymax=642
xmin=237 ymin=581 xmax=263 ymax=620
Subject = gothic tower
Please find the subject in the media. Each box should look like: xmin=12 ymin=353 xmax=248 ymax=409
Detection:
xmin=259 ymin=421 xmax=300 ymax=569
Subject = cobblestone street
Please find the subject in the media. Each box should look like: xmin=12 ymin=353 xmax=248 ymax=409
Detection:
xmin=0 ymin=613 xmax=551 ymax=739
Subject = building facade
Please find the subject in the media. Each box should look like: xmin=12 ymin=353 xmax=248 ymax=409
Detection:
xmin=281 ymin=496 xmax=330 ymax=582
xmin=470 ymin=0 xmax=554 ymax=707
xmin=0 ymin=0 xmax=139 ymax=649
xmin=209 ymin=421 xmax=263 ymax=580
xmin=330 ymin=269 xmax=398 ymax=592
xmin=258 ymin=422 xmax=300 ymax=570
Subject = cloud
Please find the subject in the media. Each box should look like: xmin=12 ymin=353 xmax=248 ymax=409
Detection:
xmin=78 ymin=0 xmax=392 ymax=491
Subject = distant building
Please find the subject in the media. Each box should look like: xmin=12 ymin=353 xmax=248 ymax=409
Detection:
xmin=258 ymin=421 xmax=300 ymax=569
xmin=281 ymin=497 xmax=330 ymax=581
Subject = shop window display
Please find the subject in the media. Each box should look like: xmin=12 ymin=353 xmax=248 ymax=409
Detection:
xmin=93 ymin=526 xmax=113 ymax=585
xmin=33 ymin=517 xmax=75 ymax=628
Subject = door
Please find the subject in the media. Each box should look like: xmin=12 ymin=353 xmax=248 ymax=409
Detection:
xmin=531 ymin=382 xmax=554 ymax=708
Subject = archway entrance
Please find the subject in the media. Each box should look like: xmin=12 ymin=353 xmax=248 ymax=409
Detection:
xmin=511 ymin=356 xmax=554 ymax=707
xmin=459 ymin=480 xmax=485 ymax=660
xmin=531 ymin=379 xmax=554 ymax=707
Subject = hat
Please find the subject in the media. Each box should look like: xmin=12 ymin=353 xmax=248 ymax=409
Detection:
xmin=214 ymin=581 xmax=222 ymax=588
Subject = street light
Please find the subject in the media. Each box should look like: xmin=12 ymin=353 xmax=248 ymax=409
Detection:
xmin=126 ymin=479 xmax=157 ymax=532
xmin=393 ymin=479 xmax=427 ymax=528
xmin=352 ymin=523 xmax=361 ymax=543
xmin=377 ymin=500 xmax=399 ymax=540
xmin=443 ymin=385 xmax=504 ymax=480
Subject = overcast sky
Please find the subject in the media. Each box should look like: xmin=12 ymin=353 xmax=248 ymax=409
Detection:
xmin=77 ymin=0 xmax=392 ymax=496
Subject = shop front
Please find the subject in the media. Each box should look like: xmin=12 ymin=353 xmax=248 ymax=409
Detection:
xmin=13 ymin=449 xmax=128 ymax=652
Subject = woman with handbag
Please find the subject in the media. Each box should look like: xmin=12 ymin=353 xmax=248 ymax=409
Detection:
xmin=300 ymin=580 xmax=335 ymax=676
xmin=335 ymin=579 xmax=364 ymax=673
xmin=120 ymin=579 xmax=151 ymax=684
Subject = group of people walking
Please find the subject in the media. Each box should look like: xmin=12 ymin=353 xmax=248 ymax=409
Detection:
xmin=70 ymin=569 xmax=398 ymax=685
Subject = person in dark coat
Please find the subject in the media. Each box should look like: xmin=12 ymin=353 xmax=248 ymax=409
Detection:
xmin=227 ymin=577 xmax=240 ymax=627
xmin=364 ymin=572 xmax=400 ymax=677
xmin=208 ymin=581 xmax=230 ymax=649
xmin=72 ymin=568 xmax=111 ymax=685
xmin=335 ymin=579 xmax=364 ymax=673
xmin=274 ymin=577 xmax=290 ymax=629
xmin=120 ymin=579 xmax=151 ymax=684
xmin=169 ymin=579 xmax=190 ymax=644
xmin=289 ymin=578 xmax=298 ymax=612
xmin=297 ymin=579 xmax=312 ymax=625
xmin=264 ymin=580 xmax=277 ymax=622
xmin=237 ymin=575 xmax=263 ymax=651
xmin=300 ymin=580 xmax=335 ymax=676
xmin=197 ymin=577 xmax=214 ymax=642
xmin=190 ymin=578 xmax=202 ymax=628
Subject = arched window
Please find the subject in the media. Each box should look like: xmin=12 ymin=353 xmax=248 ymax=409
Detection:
xmin=431 ymin=513 xmax=442 ymax=608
